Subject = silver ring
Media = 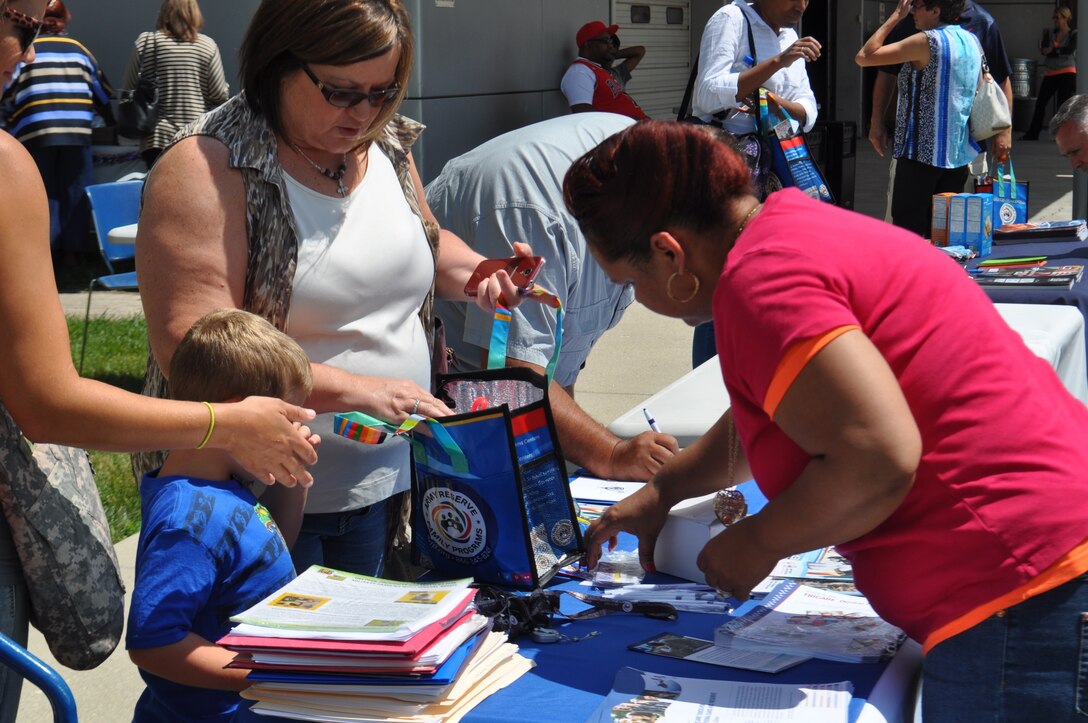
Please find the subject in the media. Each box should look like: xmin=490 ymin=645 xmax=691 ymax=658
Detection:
xmin=410 ymin=399 xmax=421 ymax=416
xmin=715 ymin=588 xmax=734 ymax=599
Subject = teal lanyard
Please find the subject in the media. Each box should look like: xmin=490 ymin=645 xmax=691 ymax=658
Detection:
xmin=487 ymin=285 xmax=564 ymax=382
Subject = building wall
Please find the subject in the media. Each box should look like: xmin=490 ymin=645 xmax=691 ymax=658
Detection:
xmin=67 ymin=0 xmax=1067 ymax=176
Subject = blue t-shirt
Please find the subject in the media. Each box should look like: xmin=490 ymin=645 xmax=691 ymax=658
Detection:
xmin=126 ymin=472 xmax=296 ymax=722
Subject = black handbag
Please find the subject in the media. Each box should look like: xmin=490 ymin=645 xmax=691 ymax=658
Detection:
xmin=677 ymin=18 xmax=778 ymax=201
xmin=117 ymin=33 xmax=160 ymax=139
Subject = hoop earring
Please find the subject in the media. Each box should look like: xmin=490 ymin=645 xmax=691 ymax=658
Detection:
xmin=666 ymin=271 xmax=700 ymax=303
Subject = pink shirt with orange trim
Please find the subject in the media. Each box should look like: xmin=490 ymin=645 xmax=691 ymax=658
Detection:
xmin=713 ymin=188 xmax=1088 ymax=645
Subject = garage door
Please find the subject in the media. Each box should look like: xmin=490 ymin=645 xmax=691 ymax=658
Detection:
xmin=612 ymin=1 xmax=692 ymax=119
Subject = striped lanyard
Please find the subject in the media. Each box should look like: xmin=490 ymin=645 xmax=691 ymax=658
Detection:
xmin=488 ymin=285 xmax=564 ymax=382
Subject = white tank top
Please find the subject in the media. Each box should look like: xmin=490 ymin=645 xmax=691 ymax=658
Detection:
xmin=284 ymin=144 xmax=434 ymax=513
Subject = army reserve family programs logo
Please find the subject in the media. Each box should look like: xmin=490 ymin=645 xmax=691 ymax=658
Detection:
xmin=421 ymin=485 xmax=493 ymax=564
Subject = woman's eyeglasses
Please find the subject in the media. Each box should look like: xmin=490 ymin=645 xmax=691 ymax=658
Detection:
xmin=298 ymin=64 xmax=400 ymax=109
xmin=3 ymin=5 xmax=44 ymax=55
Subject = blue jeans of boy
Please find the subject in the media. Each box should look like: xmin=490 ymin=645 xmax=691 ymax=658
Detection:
xmin=922 ymin=573 xmax=1088 ymax=722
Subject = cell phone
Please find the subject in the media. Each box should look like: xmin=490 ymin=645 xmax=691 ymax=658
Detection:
xmin=463 ymin=255 xmax=544 ymax=297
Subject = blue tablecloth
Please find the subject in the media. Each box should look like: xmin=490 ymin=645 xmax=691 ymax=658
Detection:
xmin=967 ymin=239 xmax=1088 ymax=358
xmin=463 ymin=575 xmax=895 ymax=722
xmin=464 ymin=483 xmax=907 ymax=723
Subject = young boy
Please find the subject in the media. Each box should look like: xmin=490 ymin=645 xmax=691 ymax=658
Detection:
xmin=126 ymin=309 xmax=315 ymax=722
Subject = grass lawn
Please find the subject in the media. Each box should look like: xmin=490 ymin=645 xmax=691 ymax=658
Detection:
xmin=66 ymin=315 xmax=147 ymax=543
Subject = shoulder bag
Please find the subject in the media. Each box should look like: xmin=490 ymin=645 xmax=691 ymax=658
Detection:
xmin=117 ymin=32 xmax=160 ymax=139
xmin=0 ymin=407 xmax=125 ymax=670
xmin=969 ymin=48 xmax=1012 ymax=141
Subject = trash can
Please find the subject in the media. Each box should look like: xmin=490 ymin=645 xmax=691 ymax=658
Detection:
xmin=813 ymin=120 xmax=857 ymax=210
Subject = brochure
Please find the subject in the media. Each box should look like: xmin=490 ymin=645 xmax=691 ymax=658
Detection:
xmin=585 ymin=666 xmax=853 ymax=723
xmin=714 ymin=581 xmax=904 ymax=664
xmin=627 ymin=632 xmax=809 ymax=673
xmin=229 ymin=565 xmax=475 ymax=640
xmin=750 ymin=547 xmax=857 ymax=596
xmin=568 ymin=476 xmax=645 ymax=504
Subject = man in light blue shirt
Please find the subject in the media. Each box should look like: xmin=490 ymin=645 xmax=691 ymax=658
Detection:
xmin=426 ymin=114 xmax=678 ymax=481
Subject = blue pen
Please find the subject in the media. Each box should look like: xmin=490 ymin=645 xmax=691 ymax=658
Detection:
xmin=643 ymin=407 xmax=663 ymax=433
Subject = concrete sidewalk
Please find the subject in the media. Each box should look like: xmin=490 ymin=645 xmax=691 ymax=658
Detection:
xmin=17 ymin=135 xmax=1075 ymax=721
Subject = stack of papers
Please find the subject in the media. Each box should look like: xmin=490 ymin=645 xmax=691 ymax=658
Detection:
xmin=992 ymin=219 xmax=1087 ymax=244
xmin=714 ymin=581 xmax=904 ymax=664
xmin=971 ymin=264 xmax=1085 ymax=288
xmin=219 ymin=566 xmax=534 ymax=722
xmin=587 ymin=667 xmax=853 ymax=723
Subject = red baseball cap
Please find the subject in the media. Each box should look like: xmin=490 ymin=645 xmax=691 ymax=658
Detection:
xmin=576 ymin=21 xmax=619 ymax=48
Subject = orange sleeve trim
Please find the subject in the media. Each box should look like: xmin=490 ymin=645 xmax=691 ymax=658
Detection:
xmin=1045 ymin=67 xmax=1077 ymax=76
xmin=763 ymin=325 xmax=860 ymax=417
xmin=922 ymin=538 xmax=1088 ymax=655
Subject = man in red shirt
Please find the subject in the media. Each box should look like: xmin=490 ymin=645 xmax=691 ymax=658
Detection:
xmin=560 ymin=21 xmax=647 ymax=120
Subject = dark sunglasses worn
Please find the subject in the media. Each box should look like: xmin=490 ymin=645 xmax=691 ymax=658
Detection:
xmin=298 ymin=63 xmax=400 ymax=109
xmin=3 ymin=5 xmax=43 ymax=55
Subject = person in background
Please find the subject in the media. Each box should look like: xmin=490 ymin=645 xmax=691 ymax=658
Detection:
xmin=0 ymin=3 xmax=318 ymax=719
xmin=1 ymin=0 xmax=113 ymax=268
xmin=1050 ymin=93 xmax=1088 ymax=170
xmin=134 ymin=0 xmax=537 ymax=582
xmin=561 ymin=20 xmax=647 ymax=120
xmin=426 ymin=113 xmax=679 ymax=482
xmin=128 ymin=309 xmax=312 ymax=723
xmin=856 ymin=0 xmax=981 ymax=238
xmin=689 ymin=0 xmax=821 ymax=367
xmin=1022 ymin=6 xmax=1076 ymax=142
xmin=120 ymin=0 xmax=227 ymax=167
xmin=606 ymin=32 xmax=645 ymax=91
xmin=566 ymin=119 xmax=1088 ymax=723
xmin=868 ymin=0 xmax=1012 ymax=220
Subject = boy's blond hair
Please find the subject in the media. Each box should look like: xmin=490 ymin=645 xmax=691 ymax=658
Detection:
xmin=169 ymin=309 xmax=312 ymax=403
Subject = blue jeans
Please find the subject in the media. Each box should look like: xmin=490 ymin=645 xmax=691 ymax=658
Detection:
xmin=922 ymin=573 xmax=1088 ymax=722
xmin=692 ymin=321 xmax=717 ymax=368
xmin=290 ymin=498 xmax=390 ymax=577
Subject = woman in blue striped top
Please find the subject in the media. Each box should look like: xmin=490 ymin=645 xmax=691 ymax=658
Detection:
xmin=856 ymin=0 xmax=982 ymax=238
xmin=1 ymin=0 xmax=113 ymax=265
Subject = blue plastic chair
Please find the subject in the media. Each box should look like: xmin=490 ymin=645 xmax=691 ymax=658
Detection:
xmin=0 ymin=632 xmax=77 ymax=722
xmin=80 ymin=180 xmax=142 ymax=373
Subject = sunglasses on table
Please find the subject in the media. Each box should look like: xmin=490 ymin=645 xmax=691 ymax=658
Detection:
xmin=298 ymin=63 xmax=400 ymax=109
xmin=3 ymin=5 xmax=44 ymax=55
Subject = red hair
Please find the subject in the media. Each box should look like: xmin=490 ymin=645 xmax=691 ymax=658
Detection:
xmin=564 ymin=120 xmax=753 ymax=264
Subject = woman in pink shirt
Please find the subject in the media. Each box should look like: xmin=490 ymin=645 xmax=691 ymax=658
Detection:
xmin=567 ymin=119 xmax=1088 ymax=722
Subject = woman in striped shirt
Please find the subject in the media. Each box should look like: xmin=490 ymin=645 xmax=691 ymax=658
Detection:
xmin=120 ymin=0 xmax=228 ymax=167
xmin=856 ymin=0 xmax=982 ymax=238
xmin=2 ymin=0 xmax=113 ymax=264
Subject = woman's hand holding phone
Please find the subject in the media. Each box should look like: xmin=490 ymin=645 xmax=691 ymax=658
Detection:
xmin=465 ymin=242 xmax=544 ymax=311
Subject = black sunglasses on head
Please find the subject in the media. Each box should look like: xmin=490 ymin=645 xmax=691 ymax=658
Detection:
xmin=297 ymin=63 xmax=400 ymax=109
xmin=3 ymin=5 xmax=43 ymax=54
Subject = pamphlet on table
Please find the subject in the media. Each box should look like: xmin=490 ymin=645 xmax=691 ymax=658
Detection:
xmin=992 ymin=219 xmax=1087 ymax=243
xmin=228 ymin=566 xmax=475 ymax=640
xmin=628 ymin=632 xmax=809 ymax=673
xmin=585 ymin=666 xmax=853 ymax=723
xmin=970 ymin=264 xmax=1085 ymax=288
xmin=715 ymin=581 xmax=904 ymax=663
xmin=750 ymin=547 xmax=857 ymax=596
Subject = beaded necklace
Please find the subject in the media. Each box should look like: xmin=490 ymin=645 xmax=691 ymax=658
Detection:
xmin=289 ymin=142 xmax=348 ymax=197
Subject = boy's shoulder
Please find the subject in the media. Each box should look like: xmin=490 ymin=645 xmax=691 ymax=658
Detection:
xmin=140 ymin=473 xmax=256 ymax=541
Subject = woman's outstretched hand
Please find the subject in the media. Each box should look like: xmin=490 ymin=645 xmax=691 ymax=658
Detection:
xmin=214 ymin=397 xmax=321 ymax=487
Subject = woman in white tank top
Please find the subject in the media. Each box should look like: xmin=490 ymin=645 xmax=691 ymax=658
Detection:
xmin=135 ymin=0 xmax=536 ymax=578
